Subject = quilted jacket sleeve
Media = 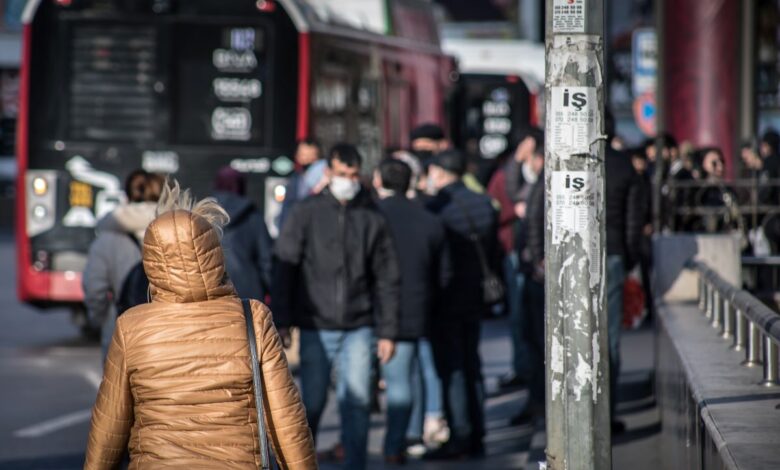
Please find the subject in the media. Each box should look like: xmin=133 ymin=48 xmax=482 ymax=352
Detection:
xmin=253 ymin=301 xmax=317 ymax=470
xmin=84 ymin=319 xmax=133 ymax=469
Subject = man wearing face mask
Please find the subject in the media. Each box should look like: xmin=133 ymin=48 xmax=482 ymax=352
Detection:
xmin=410 ymin=123 xmax=449 ymax=164
xmin=423 ymin=149 xmax=499 ymax=460
xmin=272 ymin=143 xmax=401 ymax=470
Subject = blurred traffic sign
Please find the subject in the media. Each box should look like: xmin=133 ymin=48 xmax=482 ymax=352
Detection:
xmin=632 ymin=28 xmax=656 ymax=97
xmin=633 ymin=92 xmax=656 ymax=137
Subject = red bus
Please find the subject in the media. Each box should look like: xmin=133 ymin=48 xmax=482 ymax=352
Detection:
xmin=16 ymin=0 xmax=454 ymax=327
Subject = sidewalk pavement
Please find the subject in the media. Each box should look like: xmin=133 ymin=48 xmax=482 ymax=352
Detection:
xmin=311 ymin=318 xmax=660 ymax=470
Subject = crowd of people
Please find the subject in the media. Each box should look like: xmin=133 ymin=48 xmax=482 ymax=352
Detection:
xmin=80 ymin=117 xmax=773 ymax=469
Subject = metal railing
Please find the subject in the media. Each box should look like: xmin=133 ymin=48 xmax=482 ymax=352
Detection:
xmin=691 ymin=260 xmax=780 ymax=386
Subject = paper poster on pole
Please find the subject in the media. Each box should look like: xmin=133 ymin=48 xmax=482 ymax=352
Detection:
xmin=552 ymin=0 xmax=586 ymax=33
xmin=549 ymin=86 xmax=599 ymax=158
xmin=551 ymin=170 xmax=600 ymax=280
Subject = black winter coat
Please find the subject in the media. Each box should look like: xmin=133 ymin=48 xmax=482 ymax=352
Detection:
xmin=214 ymin=192 xmax=273 ymax=300
xmin=426 ymin=181 xmax=499 ymax=319
xmin=272 ymin=189 xmax=400 ymax=339
xmin=377 ymin=195 xmax=451 ymax=340
xmin=606 ymin=147 xmax=644 ymax=262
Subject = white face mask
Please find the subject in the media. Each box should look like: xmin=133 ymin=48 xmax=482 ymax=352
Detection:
xmin=330 ymin=176 xmax=361 ymax=201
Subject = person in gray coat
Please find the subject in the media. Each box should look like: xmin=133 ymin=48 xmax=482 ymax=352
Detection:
xmin=82 ymin=170 xmax=162 ymax=360
xmin=213 ymin=167 xmax=273 ymax=301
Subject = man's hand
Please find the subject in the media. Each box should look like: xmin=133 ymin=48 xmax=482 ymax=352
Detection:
xmin=514 ymin=201 xmax=527 ymax=219
xmin=377 ymin=339 xmax=396 ymax=365
xmin=277 ymin=327 xmax=292 ymax=349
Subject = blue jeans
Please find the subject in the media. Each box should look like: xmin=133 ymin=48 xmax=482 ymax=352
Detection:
xmin=505 ymin=252 xmax=529 ymax=378
xmin=381 ymin=341 xmax=416 ymax=456
xmin=406 ymin=338 xmax=442 ymax=440
xmin=299 ymin=327 xmax=373 ymax=470
xmin=607 ymin=255 xmax=626 ymax=420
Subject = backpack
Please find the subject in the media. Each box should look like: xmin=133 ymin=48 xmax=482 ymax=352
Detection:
xmin=115 ymin=234 xmax=150 ymax=315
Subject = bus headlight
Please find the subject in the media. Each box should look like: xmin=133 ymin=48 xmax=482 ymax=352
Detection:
xmin=32 ymin=177 xmax=48 ymax=195
xmin=32 ymin=204 xmax=47 ymax=219
xmin=26 ymin=171 xmax=57 ymax=237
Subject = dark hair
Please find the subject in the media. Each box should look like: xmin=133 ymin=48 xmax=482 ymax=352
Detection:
xmin=627 ymin=147 xmax=647 ymax=160
xmin=762 ymin=129 xmax=780 ymax=157
xmin=124 ymin=169 xmax=164 ymax=203
xmin=297 ymin=137 xmax=320 ymax=148
xmin=379 ymin=158 xmax=412 ymax=194
xmin=431 ymin=149 xmax=466 ymax=176
xmin=214 ymin=166 xmax=247 ymax=196
xmin=643 ymin=134 xmax=678 ymax=151
xmin=410 ymin=123 xmax=445 ymax=142
xmin=124 ymin=169 xmax=149 ymax=202
xmin=328 ymin=143 xmax=363 ymax=168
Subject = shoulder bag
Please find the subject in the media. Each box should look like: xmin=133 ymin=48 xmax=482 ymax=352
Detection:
xmin=242 ymin=299 xmax=273 ymax=470
xmin=451 ymin=198 xmax=505 ymax=305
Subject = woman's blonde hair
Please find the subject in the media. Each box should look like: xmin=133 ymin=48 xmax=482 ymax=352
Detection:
xmin=156 ymin=179 xmax=230 ymax=238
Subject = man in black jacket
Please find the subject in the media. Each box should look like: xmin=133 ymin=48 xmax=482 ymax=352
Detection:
xmin=373 ymin=159 xmax=452 ymax=462
xmin=273 ymin=144 xmax=400 ymax=470
xmin=423 ymin=150 xmax=499 ymax=459
xmin=604 ymin=122 xmax=645 ymax=435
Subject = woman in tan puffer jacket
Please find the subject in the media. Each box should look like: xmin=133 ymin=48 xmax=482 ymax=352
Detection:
xmin=84 ymin=182 xmax=317 ymax=469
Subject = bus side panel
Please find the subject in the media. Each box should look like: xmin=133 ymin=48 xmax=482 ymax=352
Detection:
xmin=16 ymin=22 xmax=32 ymax=302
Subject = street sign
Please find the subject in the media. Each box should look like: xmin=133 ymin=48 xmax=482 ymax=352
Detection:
xmin=633 ymin=92 xmax=656 ymax=137
xmin=632 ymin=28 xmax=656 ymax=97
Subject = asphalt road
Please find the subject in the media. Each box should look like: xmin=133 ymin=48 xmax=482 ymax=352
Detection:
xmin=0 ymin=231 xmax=533 ymax=469
xmin=0 ymin=231 xmax=100 ymax=469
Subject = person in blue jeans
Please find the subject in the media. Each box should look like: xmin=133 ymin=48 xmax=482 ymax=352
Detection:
xmin=273 ymin=144 xmax=401 ymax=470
xmin=406 ymin=338 xmax=448 ymax=453
xmin=373 ymin=158 xmax=451 ymax=463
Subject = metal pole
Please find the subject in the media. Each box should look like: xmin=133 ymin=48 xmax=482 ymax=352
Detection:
xmin=760 ymin=337 xmax=779 ymax=387
xmin=733 ymin=309 xmax=747 ymax=351
xmin=544 ymin=1 xmax=610 ymax=468
xmin=743 ymin=320 xmax=762 ymax=367
xmin=698 ymin=276 xmax=705 ymax=311
xmin=711 ymin=290 xmax=721 ymax=330
xmin=721 ymin=298 xmax=733 ymax=340
xmin=705 ymin=282 xmax=713 ymax=320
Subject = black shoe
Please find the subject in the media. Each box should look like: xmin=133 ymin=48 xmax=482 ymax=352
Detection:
xmin=469 ymin=441 xmax=486 ymax=457
xmin=611 ymin=420 xmax=626 ymax=435
xmin=423 ymin=441 xmax=471 ymax=461
xmin=498 ymin=372 xmax=527 ymax=390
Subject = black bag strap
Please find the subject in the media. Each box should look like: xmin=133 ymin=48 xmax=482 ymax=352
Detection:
xmin=242 ymin=299 xmax=272 ymax=470
xmin=451 ymin=196 xmax=493 ymax=278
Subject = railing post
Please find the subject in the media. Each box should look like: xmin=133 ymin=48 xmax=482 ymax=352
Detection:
xmin=732 ymin=308 xmax=747 ymax=351
xmin=743 ymin=320 xmax=763 ymax=367
xmin=705 ymin=281 xmax=713 ymax=319
xmin=760 ymin=337 xmax=779 ymax=387
xmin=721 ymin=297 xmax=733 ymax=340
xmin=711 ymin=290 xmax=721 ymax=330
xmin=698 ymin=274 xmax=705 ymax=311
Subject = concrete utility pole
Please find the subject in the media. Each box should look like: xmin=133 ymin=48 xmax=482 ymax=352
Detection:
xmin=543 ymin=0 xmax=610 ymax=469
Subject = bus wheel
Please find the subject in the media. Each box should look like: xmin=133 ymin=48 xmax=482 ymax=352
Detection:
xmin=71 ymin=306 xmax=100 ymax=341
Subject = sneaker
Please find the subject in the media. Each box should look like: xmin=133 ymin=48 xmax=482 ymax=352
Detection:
xmin=422 ymin=441 xmax=471 ymax=461
xmin=423 ymin=417 xmax=450 ymax=446
xmin=405 ymin=439 xmax=427 ymax=458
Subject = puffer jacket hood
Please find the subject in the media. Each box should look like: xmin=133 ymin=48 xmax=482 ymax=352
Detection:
xmin=97 ymin=201 xmax=157 ymax=241
xmin=142 ymin=209 xmax=236 ymax=303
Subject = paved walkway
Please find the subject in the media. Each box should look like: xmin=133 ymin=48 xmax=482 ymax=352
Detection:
xmin=314 ymin=319 xmax=661 ymax=470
